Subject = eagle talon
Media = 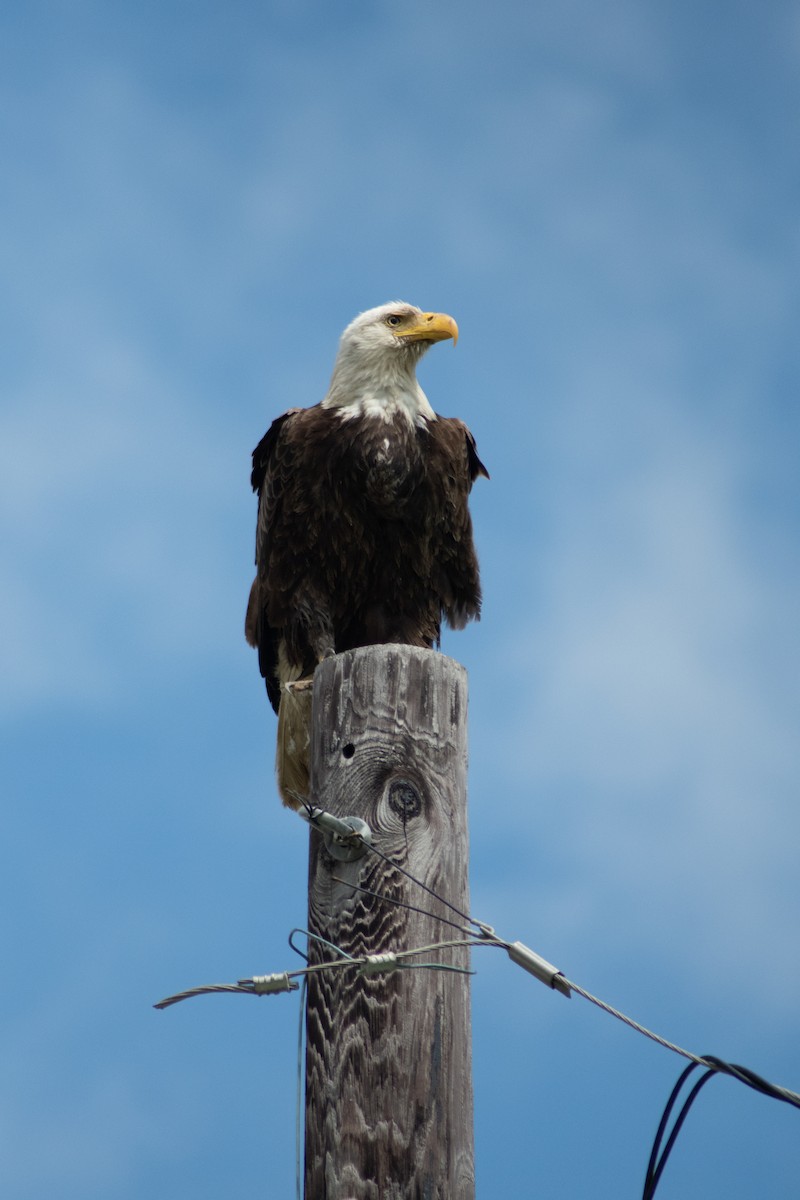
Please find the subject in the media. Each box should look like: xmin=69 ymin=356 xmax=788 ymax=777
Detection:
xmin=284 ymin=678 xmax=313 ymax=694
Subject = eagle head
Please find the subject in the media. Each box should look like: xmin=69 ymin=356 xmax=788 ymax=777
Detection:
xmin=342 ymin=302 xmax=458 ymax=354
xmin=323 ymin=302 xmax=459 ymax=422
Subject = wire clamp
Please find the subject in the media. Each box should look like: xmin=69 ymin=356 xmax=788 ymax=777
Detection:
xmin=303 ymin=806 xmax=372 ymax=861
xmin=506 ymin=941 xmax=571 ymax=998
xmin=360 ymin=952 xmax=400 ymax=975
xmin=243 ymin=972 xmax=299 ymax=995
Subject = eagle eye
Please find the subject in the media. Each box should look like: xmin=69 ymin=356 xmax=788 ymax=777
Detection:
xmin=385 ymin=314 xmax=403 ymax=328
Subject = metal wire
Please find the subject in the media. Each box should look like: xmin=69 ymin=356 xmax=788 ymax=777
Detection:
xmin=359 ymin=837 xmax=476 ymax=927
xmin=563 ymin=978 xmax=800 ymax=1107
xmin=289 ymin=927 xmax=355 ymax=962
xmin=154 ymin=983 xmax=264 ymax=1008
xmin=562 ymin=979 xmax=710 ymax=1067
xmin=156 ymin=793 xmax=800 ymax=1196
xmin=330 ymin=874 xmax=473 ymax=935
xmin=295 ymin=975 xmax=307 ymax=1200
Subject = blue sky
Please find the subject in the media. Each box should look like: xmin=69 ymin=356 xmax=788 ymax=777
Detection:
xmin=2 ymin=2 xmax=799 ymax=1196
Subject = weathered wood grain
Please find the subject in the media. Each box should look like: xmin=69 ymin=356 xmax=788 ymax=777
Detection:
xmin=304 ymin=645 xmax=474 ymax=1200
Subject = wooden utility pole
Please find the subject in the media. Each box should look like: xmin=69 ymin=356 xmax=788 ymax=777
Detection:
xmin=304 ymin=644 xmax=475 ymax=1200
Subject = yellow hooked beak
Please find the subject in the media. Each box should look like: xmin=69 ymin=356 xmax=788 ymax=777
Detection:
xmin=396 ymin=311 xmax=458 ymax=347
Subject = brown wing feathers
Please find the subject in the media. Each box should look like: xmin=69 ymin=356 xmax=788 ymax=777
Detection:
xmin=248 ymin=408 xmax=486 ymax=701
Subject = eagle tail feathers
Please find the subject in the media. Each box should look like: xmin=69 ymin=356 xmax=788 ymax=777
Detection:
xmin=275 ymin=680 xmax=313 ymax=809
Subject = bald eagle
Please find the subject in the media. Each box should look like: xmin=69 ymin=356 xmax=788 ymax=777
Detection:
xmin=245 ymin=301 xmax=488 ymax=808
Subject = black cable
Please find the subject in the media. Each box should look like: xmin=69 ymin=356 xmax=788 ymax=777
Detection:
xmin=642 ymin=1054 xmax=800 ymax=1199
xmin=701 ymin=1055 xmax=800 ymax=1109
xmin=642 ymin=1062 xmax=715 ymax=1200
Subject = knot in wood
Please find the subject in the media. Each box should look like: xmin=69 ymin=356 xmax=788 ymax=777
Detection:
xmin=387 ymin=778 xmax=422 ymax=822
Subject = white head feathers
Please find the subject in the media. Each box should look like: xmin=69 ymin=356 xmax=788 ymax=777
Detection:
xmin=322 ymin=301 xmax=458 ymax=425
